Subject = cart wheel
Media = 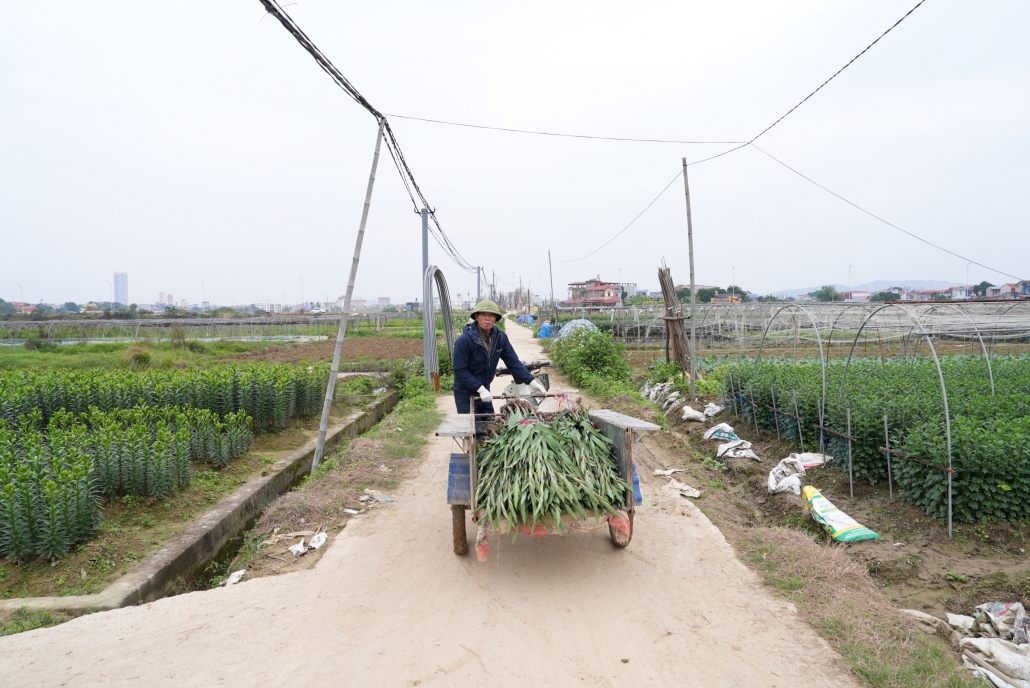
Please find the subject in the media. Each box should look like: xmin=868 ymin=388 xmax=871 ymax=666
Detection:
xmin=452 ymin=505 xmax=469 ymax=555
xmin=609 ymin=512 xmax=633 ymax=548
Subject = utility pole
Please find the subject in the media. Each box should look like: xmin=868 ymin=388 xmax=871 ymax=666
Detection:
xmin=682 ymin=158 xmax=697 ymax=398
xmin=299 ymin=276 xmax=305 ymax=310
xmin=421 ymin=208 xmax=429 ymax=277
xmin=15 ymin=283 xmax=24 ymax=303
xmin=477 ymin=267 xmax=481 ymax=303
xmin=548 ymin=250 xmax=557 ymax=324
xmin=313 ymin=120 xmax=385 ymax=471
xmin=199 ymin=279 xmax=205 ymax=308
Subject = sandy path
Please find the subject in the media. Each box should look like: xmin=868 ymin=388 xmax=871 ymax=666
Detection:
xmin=0 ymin=320 xmax=858 ymax=687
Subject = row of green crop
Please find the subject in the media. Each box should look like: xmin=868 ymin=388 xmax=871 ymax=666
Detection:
xmin=0 ymin=405 xmax=253 ymax=559
xmin=724 ymin=355 xmax=1030 ymax=522
xmin=0 ymin=363 xmax=328 ymax=431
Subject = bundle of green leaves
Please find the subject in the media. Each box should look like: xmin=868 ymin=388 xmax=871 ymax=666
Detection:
xmin=474 ymin=409 xmax=629 ymax=533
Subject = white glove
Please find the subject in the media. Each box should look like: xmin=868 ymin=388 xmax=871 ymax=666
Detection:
xmin=529 ymin=379 xmax=547 ymax=395
xmin=477 ymin=385 xmax=493 ymax=403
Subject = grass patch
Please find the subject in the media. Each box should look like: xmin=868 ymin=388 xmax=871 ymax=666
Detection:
xmin=0 ymin=607 xmax=66 ymax=636
xmin=736 ymin=528 xmax=980 ymax=687
xmin=220 ymin=383 xmax=442 ymax=581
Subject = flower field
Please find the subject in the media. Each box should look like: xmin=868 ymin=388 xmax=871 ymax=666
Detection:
xmin=0 ymin=363 xmax=329 ymax=431
xmin=0 ymin=362 xmax=328 ymax=559
xmin=723 ymin=355 xmax=1030 ymax=522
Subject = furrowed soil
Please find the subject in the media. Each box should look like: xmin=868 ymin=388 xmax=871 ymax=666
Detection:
xmin=229 ymin=337 xmax=423 ymax=364
xmin=0 ymin=398 xmax=361 ymax=599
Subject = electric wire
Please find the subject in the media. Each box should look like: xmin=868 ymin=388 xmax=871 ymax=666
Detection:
xmin=554 ymin=170 xmax=684 ymax=263
xmin=384 ymin=114 xmax=745 ymax=145
xmin=257 ymin=0 xmax=478 ymax=273
xmin=751 ymin=145 xmax=1025 ymax=282
xmin=553 ymin=0 xmax=930 ymax=263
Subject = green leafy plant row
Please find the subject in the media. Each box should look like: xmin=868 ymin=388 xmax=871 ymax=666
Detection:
xmin=724 ymin=355 xmax=1030 ymax=522
xmin=0 ymin=405 xmax=253 ymax=559
xmin=0 ymin=363 xmax=329 ymax=431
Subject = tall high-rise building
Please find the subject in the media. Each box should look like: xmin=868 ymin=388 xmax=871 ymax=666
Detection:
xmin=114 ymin=272 xmax=128 ymax=306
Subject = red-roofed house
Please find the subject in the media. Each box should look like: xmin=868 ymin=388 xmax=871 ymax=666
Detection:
xmin=563 ymin=277 xmax=623 ymax=307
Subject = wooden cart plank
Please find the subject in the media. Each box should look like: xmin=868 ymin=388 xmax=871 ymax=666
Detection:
xmin=588 ymin=409 xmax=661 ymax=433
xmin=436 ymin=414 xmax=474 ymax=437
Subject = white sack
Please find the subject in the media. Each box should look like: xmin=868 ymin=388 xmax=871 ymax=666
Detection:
xmin=703 ymin=403 xmax=723 ymax=418
xmin=682 ymin=406 xmax=706 ymax=422
xmin=768 ymin=456 xmax=806 ymax=495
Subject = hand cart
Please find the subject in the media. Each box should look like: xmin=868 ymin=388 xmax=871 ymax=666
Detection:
xmin=436 ymin=396 xmax=661 ymax=555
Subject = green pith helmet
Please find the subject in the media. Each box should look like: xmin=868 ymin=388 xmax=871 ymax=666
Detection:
xmin=470 ymin=299 xmax=503 ymax=319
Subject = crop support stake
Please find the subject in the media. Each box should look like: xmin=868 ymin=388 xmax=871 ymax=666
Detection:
xmin=793 ymin=390 xmax=804 ymax=453
xmin=883 ymin=414 xmax=893 ymax=501
xmin=847 ymin=406 xmax=853 ymax=500
xmin=770 ymin=386 xmax=781 ymax=441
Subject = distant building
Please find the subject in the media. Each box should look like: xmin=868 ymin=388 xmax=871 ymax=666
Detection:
xmin=563 ymin=276 xmax=623 ymax=307
xmin=158 ymin=292 xmax=174 ymax=305
xmin=114 ymin=272 xmax=128 ymax=306
xmin=378 ymin=297 xmax=390 ymax=307
xmin=842 ymin=291 xmax=872 ymax=303
xmin=711 ymin=294 xmax=741 ymax=304
xmin=988 ymin=283 xmax=1021 ymax=300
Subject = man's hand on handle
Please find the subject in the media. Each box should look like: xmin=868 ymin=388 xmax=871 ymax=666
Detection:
xmin=529 ymin=379 xmax=547 ymax=395
xmin=477 ymin=386 xmax=493 ymax=403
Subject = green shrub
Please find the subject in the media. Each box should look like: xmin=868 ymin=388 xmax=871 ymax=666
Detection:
xmin=549 ymin=330 xmax=632 ymax=400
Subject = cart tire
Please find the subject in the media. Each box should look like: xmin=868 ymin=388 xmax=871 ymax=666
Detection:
xmin=452 ymin=505 xmax=469 ymax=555
xmin=609 ymin=512 xmax=633 ymax=548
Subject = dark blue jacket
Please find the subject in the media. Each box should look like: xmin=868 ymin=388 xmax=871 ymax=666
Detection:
xmin=452 ymin=322 xmax=534 ymax=397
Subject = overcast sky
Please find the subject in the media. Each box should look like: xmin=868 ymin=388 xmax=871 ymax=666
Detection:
xmin=2 ymin=0 xmax=1027 ymax=307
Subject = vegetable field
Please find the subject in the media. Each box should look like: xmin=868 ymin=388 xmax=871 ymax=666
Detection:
xmin=724 ymin=355 xmax=1030 ymax=523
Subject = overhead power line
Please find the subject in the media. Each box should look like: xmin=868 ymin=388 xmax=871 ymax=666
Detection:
xmin=257 ymin=0 xmax=478 ymax=273
xmin=751 ymin=145 xmax=1025 ymax=282
xmin=554 ymin=0 xmax=930 ymax=263
xmin=385 ymin=114 xmax=744 ymax=145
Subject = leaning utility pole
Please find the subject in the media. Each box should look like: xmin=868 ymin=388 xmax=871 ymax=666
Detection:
xmin=682 ymin=157 xmax=697 ymax=398
xmin=421 ymin=208 xmax=429 ymax=276
xmin=312 ymin=121 xmax=385 ymax=471
xmin=477 ymin=267 xmax=481 ymax=302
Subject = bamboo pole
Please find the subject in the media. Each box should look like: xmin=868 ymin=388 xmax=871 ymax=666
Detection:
xmin=313 ymin=120 xmax=384 ymax=471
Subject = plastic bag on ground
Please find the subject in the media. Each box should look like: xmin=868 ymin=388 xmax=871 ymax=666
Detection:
xmin=972 ymin=603 xmax=1030 ymax=644
xmin=309 ymin=532 xmax=328 ymax=550
xmin=682 ymin=406 xmax=706 ymax=422
xmin=222 ymin=570 xmax=246 ymax=586
xmin=790 ymin=452 xmax=830 ymax=469
xmin=288 ymin=539 xmax=307 ymax=556
xmin=960 ymin=637 xmax=1030 ymax=687
xmin=768 ymin=456 xmax=806 ymax=495
xmin=703 ymin=423 xmax=739 ymax=442
xmin=662 ymin=478 xmax=701 ymax=498
xmin=703 ymin=403 xmax=723 ymax=418
xmin=717 ymin=439 xmax=759 ymax=460
xmin=802 ymin=486 xmax=881 ymax=543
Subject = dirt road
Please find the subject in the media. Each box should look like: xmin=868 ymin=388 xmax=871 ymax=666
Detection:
xmin=0 ymin=320 xmax=859 ymax=687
